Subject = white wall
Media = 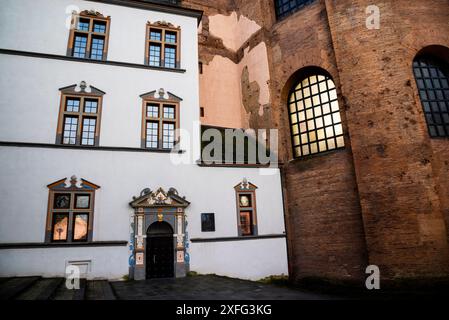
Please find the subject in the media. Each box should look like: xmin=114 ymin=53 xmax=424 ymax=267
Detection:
xmin=0 ymin=146 xmax=287 ymax=279
xmin=0 ymin=0 xmax=288 ymax=280
xmin=0 ymin=246 xmax=129 ymax=280
xmin=190 ymin=238 xmax=288 ymax=280
xmin=0 ymin=0 xmax=198 ymax=67
xmin=0 ymin=0 xmax=200 ymax=153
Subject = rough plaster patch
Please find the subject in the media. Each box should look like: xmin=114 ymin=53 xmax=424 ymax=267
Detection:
xmin=208 ymin=11 xmax=261 ymax=51
xmin=200 ymin=55 xmax=244 ymax=128
xmin=239 ymin=42 xmax=271 ymax=107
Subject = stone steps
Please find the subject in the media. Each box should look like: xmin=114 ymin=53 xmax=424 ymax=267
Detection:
xmin=0 ymin=277 xmax=117 ymax=300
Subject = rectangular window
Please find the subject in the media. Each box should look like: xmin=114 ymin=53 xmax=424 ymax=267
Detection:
xmin=163 ymin=122 xmax=175 ymax=149
xmin=66 ymin=98 xmax=80 ymax=112
xmin=73 ymin=213 xmax=89 ymax=241
xmin=163 ymin=105 xmax=175 ymax=119
xmin=164 ymin=46 xmax=176 ymax=68
xmin=142 ymin=99 xmax=178 ymax=150
xmin=147 ymin=104 xmax=159 ymax=118
xmin=146 ymin=23 xmax=180 ymax=69
xmin=84 ymin=99 xmax=98 ymax=114
xmin=52 ymin=213 xmax=69 ymax=241
xmin=149 ymin=44 xmax=161 ymax=67
xmin=68 ymin=12 xmax=110 ymax=60
xmin=239 ymin=211 xmax=252 ymax=236
xmin=201 ymin=213 xmax=215 ymax=232
xmin=57 ymin=92 xmax=103 ymax=146
xmin=150 ymin=29 xmax=162 ymax=41
xmin=54 ymin=193 xmax=71 ymax=209
xmin=73 ymin=34 xmax=88 ymax=58
xmin=90 ymin=36 xmax=105 ymax=60
xmin=63 ymin=116 xmax=78 ymax=145
xmin=77 ymin=19 xmax=90 ymax=31
xmin=146 ymin=121 xmax=159 ymax=149
xmin=75 ymin=194 xmax=90 ymax=209
xmin=93 ymin=21 xmax=106 ymax=33
xmin=235 ymin=182 xmax=258 ymax=237
xmin=81 ymin=118 xmax=96 ymax=146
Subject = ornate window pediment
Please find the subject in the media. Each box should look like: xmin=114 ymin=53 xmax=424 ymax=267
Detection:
xmin=130 ymin=187 xmax=190 ymax=208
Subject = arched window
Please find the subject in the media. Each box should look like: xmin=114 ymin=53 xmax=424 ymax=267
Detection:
xmin=413 ymin=56 xmax=449 ymax=138
xmin=288 ymin=73 xmax=344 ymax=158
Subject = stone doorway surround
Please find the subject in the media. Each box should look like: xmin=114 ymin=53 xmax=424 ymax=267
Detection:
xmin=129 ymin=187 xmax=190 ymax=281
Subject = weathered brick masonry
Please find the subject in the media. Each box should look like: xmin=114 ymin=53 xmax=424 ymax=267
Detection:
xmin=182 ymin=0 xmax=449 ymax=283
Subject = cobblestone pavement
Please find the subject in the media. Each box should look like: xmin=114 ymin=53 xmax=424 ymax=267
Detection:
xmin=0 ymin=275 xmax=335 ymax=300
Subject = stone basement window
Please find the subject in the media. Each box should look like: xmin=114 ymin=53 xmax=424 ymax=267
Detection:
xmin=67 ymin=10 xmax=111 ymax=61
xmin=274 ymin=0 xmax=315 ymax=20
xmin=288 ymin=73 xmax=345 ymax=158
xmin=413 ymin=56 xmax=449 ymax=138
xmin=145 ymin=22 xmax=180 ymax=69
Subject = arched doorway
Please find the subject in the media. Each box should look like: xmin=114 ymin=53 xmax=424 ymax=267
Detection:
xmin=146 ymin=221 xmax=174 ymax=279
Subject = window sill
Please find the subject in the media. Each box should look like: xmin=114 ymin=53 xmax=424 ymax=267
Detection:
xmin=0 ymin=49 xmax=187 ymax=73
xmin=0 ymin=241 xmax=128 ymax=249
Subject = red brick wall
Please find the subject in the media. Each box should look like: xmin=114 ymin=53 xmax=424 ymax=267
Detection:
xmin=324 ymin=0 xmax=449 ymax=278
xmin=181 ymin=0 xmax=449 ymax=282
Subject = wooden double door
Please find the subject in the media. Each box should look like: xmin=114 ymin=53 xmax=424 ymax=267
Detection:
xmin=146 ymin=222 xmax=174 ymax=279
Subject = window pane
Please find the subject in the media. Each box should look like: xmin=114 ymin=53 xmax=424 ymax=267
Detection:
xmin=162 ymin=122 xmax=175 ymax=149
xmin=90 ymin=36 xmax=105 ymax=60
xmin=52 ymin=214 xmax=68 ymax=241
xmin=54 ymin=193 xmax=71 ymax=209
xmin=164 ymin=46 xmax=176 ymax=68
xmin=77 ymin=19 xmax=90 ymax=31
xmin=201 ymin=213 xmax=215 ymax=232
xmin=93 ymin=21 xmax=106 ymax=33
xmin=75 ymin=194 xmax=90 ymax=209
xmin=288 ymin=73 xmax=344 ymax=158
xmin=165 ymin=31 xmax=177 ymax=44
xmin=147 ymin=104 xmax=159 ymax=118
xmin=239 ymin=195 xmax=252 ymax=207
xmin=84 ymin=99 xmax=98 ymax=114
xmin=413 ymin=56 xmax=449 ymax=138
xmin=73 ymin=214 xmax=89 ymax=241
xmin=240 ymin=211 xmax=253 ymax=236
xmin=66 ymin=98 xmax=80 ymax=112
xmin=150 ymin=29 xmax=162 ymax=41
xmin=146 ymin=121 xmax=159 ymax=148
xmin=73 ymin=34 xmax=87 ymax=58
xmin=149 ymin=44 xmax=161 ymax=66
xmin=81 ymin=118 xmax=96 ymax=146
xmin=63 ymin=116 xmax=78 ymax=145
xmin=163 ymin=105 xmax=175 ymax=119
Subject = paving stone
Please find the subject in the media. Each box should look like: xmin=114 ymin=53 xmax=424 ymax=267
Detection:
xmin=110 ymin=275 xmax=335 ymax=300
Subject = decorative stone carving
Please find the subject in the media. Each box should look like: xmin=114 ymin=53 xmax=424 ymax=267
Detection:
xmin=152 ymin=20 xmax=179 ymax=29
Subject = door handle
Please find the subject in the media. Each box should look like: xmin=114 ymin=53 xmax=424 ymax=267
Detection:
xmin=153 ymin=255 xmax=156 ymax=264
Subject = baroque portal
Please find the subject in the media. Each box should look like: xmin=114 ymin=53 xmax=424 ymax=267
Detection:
xmin=129 ymin=187 xmax=190 ymax=280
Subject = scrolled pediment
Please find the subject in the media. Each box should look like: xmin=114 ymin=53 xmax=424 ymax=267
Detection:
xmin=130 ymin=187 xmax=189 ymax=208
